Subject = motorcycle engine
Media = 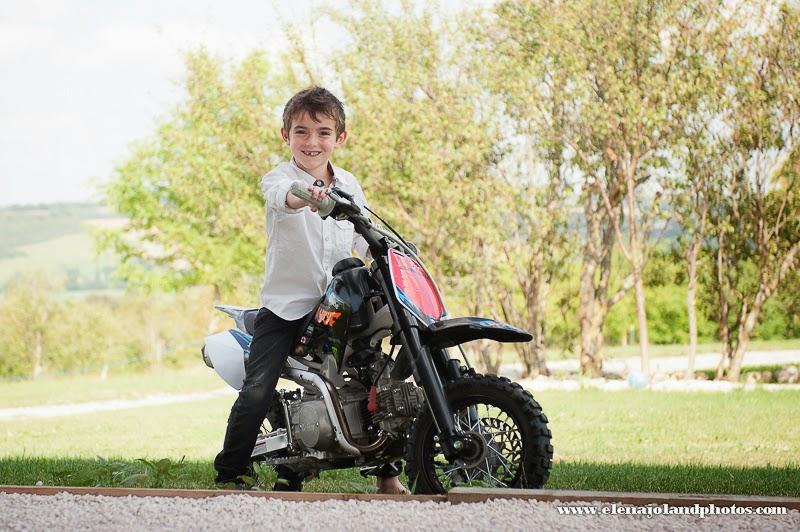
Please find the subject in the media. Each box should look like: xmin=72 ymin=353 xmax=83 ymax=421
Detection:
xmin=288 ymin=398 xmax=333 ymax=450
xmin=370 ymin=381 xmax=425 ymax=433
xmin=368 ymin=357 xmax=425 ymax=434
xmin=287 ymin=387 xmax=371 ymax=451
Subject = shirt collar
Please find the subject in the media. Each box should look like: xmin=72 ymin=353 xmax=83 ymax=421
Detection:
xmin=290 ymin=158 xmax=342 ymax=186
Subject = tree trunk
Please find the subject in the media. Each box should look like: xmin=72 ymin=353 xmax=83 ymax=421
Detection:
xmin=578 ymin=204 xmax=607 ymax=376
xmin=476 ymin=341 xmax=502 ymax=375
xmin=150 ymin=329 xmax=165 ymax=369
xmin=723 ymin=237 xmax=800 ymax=380
xmin=523 ymin=251 xmax=549 ymax=377
xmin=578 ymin=200 xmax=618 ymax=376
xmin=625 ymin=167 xmax=650 ymax=376
xmin=727 ymin=332 xmax=751 ymax=382
xmin=714 ymin=231 xmax=730 ymax=381
xmin=528 ymin=320 xmax=549 ymax=377
xmin=685 ymin=241 xmax=699 ymax=380
xmin=727 ymin=292 xmax=766 ymax=381
xmin=207 ymin=284 xmax=222 ymax=335
xmin=472 ymin=247 xmax=504 ymax=375
xmin=579 ymin=309 xmax=605 ymax=376
xmin=32 ymin=330 xmax=44 ymax=379
xmin=633 ymin=271 xmax=650 ymax=375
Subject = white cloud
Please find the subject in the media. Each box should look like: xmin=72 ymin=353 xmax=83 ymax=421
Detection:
xmin=59 ymin=17 xmax=281 ymax=73
xmin=0 ymin=0 xmax=337 ymax=205
xmin=0 ymin=23 xmax=57 ymax=60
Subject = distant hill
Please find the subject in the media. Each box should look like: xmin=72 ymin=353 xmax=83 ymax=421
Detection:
xmin=0 ymin=203 xmax=126 ymax=292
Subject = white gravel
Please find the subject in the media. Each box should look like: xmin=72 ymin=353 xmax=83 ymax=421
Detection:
xmin=509 ymin=349 xmax=800 ymax=376
xmin=0 ymin=493 xmax=798 ymax=531
xmin=498 ymin=349 xmax=800 ymax=392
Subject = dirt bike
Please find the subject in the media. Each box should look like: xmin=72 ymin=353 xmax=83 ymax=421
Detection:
xmin=201 ymin=183 xmax=553 ymax=493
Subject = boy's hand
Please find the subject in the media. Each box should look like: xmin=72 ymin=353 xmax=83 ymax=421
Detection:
xmin=286 ymin=185 xmax=328 ymax=211
xmin=306 ymin=185 xmax=327 ymax=212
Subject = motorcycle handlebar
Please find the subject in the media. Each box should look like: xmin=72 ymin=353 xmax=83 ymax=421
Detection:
xmin=290 ymin=180 xmax=446 ymax=315
xmin=290 ymin=181 xmax=336 ymax=217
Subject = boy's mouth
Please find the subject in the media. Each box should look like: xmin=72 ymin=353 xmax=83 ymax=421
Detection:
xmin=301 ymin=151 xmax=322 ymax=157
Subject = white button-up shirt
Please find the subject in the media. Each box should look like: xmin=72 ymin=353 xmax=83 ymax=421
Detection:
xmin=259 ymin=159 xmax=370 ymax=320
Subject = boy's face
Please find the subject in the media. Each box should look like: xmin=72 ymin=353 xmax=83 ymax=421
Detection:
xmin=281 ymin=112 xmax=347 ymax=178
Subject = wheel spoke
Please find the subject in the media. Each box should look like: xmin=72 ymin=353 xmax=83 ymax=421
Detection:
xmin=442 ymin=464 xmax=463 ymax=476
xmin=472 ymin=457 xmax=509 ymax=488
xmin=486 ymin=444 xmax=515 ymax=471
xmin=426 ymin=394 xmax=537 ymax=491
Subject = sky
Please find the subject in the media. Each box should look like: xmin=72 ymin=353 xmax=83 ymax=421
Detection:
xmin=0 ymin=0 xmax=350 ymax=206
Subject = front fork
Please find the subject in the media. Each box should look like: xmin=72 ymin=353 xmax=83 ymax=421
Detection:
xmin=365 ymin=237 xmax=469 ymax=461
xmin=397 ymin=321 xmax=464 ymax=459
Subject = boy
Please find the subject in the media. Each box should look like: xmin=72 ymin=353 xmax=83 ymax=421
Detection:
xmin=214 ymin=86 xmax=407 ymax=494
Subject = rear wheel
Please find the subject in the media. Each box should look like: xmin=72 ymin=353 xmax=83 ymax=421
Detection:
xmin=404 ymin=374 xmax=553 ymax=494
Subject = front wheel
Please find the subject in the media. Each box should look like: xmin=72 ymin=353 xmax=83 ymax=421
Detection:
xmin=404 ymin=374 xmax=553 ymax=494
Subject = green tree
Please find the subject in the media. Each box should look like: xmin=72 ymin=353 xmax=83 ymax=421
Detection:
xmin=488 ymin=0 xmax=724 ymax=375
xmin=668 ymin=5 xmax=744 ymax=378
xmin=470 ymin=5 xmax=576 ymax=376
xmin=704 ymin=2 xmax=800 ymax=380
xmin=100 ymin=51 xmax=286 ymax=307
xmin=0 ymin=272 xmax=63 ymax=379
xmin=321 ymin=1 xmax=504 ymax=302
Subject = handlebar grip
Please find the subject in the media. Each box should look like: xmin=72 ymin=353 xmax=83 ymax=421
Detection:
xmin=290 ymin=181 xmax=335 ymax=217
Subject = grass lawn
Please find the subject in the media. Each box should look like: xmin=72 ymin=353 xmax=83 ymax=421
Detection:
xmin=1 ymin=457 xmax=796 ymax=497
xmin=0 ymin=366 xmax=223 ymax=408
xmin=1 ymin=376 xmax=797 ymax=496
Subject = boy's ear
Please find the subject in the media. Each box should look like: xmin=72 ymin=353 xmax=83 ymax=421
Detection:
xmin=336 ymin=130 xmax=348 ymax=146
xmin=281 ymin=127 xmax=289 ymax=144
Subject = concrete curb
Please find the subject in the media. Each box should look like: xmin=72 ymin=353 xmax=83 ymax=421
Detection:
xmin=0 ymin=485 xmax=445 ymax=502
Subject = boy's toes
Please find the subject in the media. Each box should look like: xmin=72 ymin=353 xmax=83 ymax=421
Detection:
xmin=376 ymin=477 xmax=410 ymax=495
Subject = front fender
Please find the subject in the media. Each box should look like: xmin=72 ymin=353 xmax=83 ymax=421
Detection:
xmin=420 ymin=317 xmax=532 ymax=350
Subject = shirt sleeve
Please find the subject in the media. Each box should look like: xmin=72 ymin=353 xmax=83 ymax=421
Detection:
xmin=261 ymin=167 xmax=303 ymax=214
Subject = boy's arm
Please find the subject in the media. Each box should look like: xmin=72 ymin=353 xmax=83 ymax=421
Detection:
xmin=261 ymin=170 xmax=320 ymax=212
xmin=261 ymin=170 xmax=302 ymax=213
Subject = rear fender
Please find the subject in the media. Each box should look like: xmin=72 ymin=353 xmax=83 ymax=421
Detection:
xmin=203 ymin=329 xmax=252 ymax=390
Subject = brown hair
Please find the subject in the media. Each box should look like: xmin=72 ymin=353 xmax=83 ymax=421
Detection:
xmin=282 ymin=86 xmax=346 ymax=137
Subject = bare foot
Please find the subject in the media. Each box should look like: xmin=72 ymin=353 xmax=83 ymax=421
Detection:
xmin=376 ymin=476 xmax=410 ymax=495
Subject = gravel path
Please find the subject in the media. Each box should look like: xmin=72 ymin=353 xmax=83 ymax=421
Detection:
xmin=1 ymin=493 xmax=798 ymax=532
xmin=531 ymin=349 xmax=800 ymax=375
xmin=0 ymin=389 xmax=234 ymax=421
xmin=499 ymin=349 xmax=800 ymax=391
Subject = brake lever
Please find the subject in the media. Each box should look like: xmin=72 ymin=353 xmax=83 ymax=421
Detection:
xmin=329 ymin=186 xmax=354 ymax=202
xmin=326 ymin=188 xmax=362 ymax=219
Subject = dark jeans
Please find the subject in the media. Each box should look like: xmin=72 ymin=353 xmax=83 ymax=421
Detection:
xmin=214 ymin=308 xmax=305 ymax=483
xmin=213 ymin=307 xmax=400 ymax=484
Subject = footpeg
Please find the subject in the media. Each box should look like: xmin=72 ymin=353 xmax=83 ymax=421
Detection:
xmin=251 ymin=428 xmax=289 ymax=458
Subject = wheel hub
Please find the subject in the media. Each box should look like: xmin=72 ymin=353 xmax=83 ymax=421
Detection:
xmin=456 ymin=431 xmax=487 ymax=468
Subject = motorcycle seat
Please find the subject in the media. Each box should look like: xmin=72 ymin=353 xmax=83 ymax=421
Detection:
xmin=332 ymin=256 xmax=364 ymax=276
xmin=242 ymin=309 xmax=259 ymax=335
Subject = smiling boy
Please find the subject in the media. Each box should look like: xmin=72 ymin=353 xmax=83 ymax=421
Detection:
xmin=213 ymin=86 xmax=407 ymax=494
